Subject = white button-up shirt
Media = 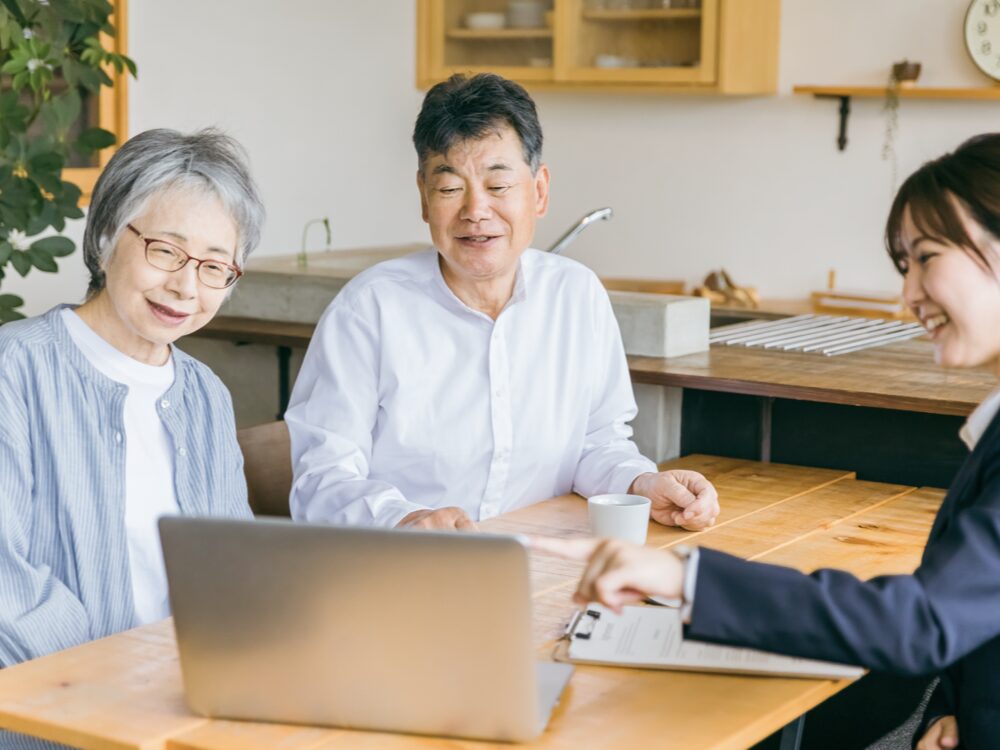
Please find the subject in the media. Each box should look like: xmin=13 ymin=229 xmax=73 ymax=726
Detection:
xmin=286 ymin=248 xmax=657 ymax=528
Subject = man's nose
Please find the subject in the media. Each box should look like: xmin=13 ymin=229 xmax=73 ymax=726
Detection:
xmin=461 ymin=186 xmax=491 ymax=221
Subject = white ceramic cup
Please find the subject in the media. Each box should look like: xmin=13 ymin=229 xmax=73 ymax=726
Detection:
xmin=588 ymin=493 xmax=651 ymax=545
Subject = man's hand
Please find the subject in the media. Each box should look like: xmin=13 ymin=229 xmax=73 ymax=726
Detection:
xmin=916 ymin=716 xmax=958 ymax=750
xmin=529 ymin=536 xmax=684 ymax=613
xmin=396 ymin=507 xmax=478 ymax=531
xmin=630 ymin=470 xmax=719 ymax=531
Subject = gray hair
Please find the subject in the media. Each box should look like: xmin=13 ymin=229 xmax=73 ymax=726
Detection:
xmin=82 ymin=128 xmax=266 ymax=297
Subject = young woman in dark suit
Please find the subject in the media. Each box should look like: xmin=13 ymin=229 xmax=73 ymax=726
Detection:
xmin=535 ymin=133 xmax=1000 ymax=750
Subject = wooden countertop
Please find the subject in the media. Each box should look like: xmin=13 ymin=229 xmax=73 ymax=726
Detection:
xmin=197 ymin=316 xmax=996 ymax=417
xmin=0 ymin=455 xmax=943 ymax=750
xmin=629 ymin=338 xmax=995 ymax=416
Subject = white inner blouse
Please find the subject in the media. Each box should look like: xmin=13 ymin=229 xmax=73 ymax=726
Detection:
xmin=61 ymin=307 xmax=178 ymax=625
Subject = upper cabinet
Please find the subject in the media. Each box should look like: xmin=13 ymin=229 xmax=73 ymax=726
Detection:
xmin=416 ymin=0 xmax=780 ymax=94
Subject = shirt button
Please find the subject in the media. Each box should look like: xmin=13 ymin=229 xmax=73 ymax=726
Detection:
xmin=160 ymin=399 xmax=170 ymax=409
xmin=178 ymin=447 xmax=187 ymax=457
xmin=114 ymin=432 xmax=122 ymax=443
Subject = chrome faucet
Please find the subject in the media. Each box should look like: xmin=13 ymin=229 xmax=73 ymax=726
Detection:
xmin=546 ymin=207 xmax=613 ymax=255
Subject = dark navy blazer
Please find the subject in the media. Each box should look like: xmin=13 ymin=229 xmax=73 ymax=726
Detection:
xmin=686 ymin=407 xmax=1000 ymax=750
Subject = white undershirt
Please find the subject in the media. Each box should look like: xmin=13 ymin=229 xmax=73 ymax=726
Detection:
xmin=61 ymin=308 xmax=178 ymax=625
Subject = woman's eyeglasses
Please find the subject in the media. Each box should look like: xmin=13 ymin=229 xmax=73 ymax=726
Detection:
xmin=127 ymin=224 xmax=242 ymax=289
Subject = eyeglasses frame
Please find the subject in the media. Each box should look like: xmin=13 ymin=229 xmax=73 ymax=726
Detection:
xmin=126 ymin=224 xmax=243 ymax=289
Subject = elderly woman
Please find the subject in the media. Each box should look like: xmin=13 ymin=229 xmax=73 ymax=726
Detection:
xmin=0 ymin=128 xmax=264 ymax=690
xmin=286 ymin=73 xmax=719 ymax=532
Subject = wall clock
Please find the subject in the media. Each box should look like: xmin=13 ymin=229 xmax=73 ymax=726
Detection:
xmin=966 ymin=0 xmax=1000 ymax=80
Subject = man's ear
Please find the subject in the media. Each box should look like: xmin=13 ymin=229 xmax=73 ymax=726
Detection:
xmin=417 ymin=169 xmax=429 ymax=223
xmin=534 ymin=164 xmax=550 ymax=218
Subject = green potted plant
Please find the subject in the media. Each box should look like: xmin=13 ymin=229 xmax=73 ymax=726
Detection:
xmin=0 ymin=0 xmax=134 ymax=323
xmin=881 ymin=59 xmax=921 ymax=191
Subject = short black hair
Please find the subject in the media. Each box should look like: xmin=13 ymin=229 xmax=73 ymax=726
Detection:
xmin=413 ymin=73 xmax=543 ymax=174
xmin=886 ymin=133 xmax=1000 ymax=274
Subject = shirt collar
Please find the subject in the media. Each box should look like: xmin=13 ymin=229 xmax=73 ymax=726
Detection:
xmin=960 ymin=386 xmax=1000 ymax=450
xmin=431 ymin=250 xmax=530 ymax=319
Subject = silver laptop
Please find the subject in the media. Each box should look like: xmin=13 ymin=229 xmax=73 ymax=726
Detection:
xmin=159 ymin=517 xmax=573 ymax=742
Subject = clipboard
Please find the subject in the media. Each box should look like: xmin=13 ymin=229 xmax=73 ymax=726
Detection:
xmin=554 ymin=604 xmax=864 ymax=681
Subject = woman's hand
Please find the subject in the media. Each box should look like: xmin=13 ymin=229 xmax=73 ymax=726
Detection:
xmin=629 ymin=470 xmax=719 ymax=531
xmin=916 ymin=715 xmax=958 ymax=750
xmin=530 ymin=536 xmax=685 ymax=612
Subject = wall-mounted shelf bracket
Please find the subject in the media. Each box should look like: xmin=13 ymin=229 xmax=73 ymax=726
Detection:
xmin=794 ymin=84 xmax=1000 ymax=154
xmin=815 ymin=94 xmax=852 ymax=151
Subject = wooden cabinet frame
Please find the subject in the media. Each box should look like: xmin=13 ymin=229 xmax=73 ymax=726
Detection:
xmin=63 ymin=0 xmax=129 ymax=203
xmin=417 ymin=0 xmax=779 ymax=94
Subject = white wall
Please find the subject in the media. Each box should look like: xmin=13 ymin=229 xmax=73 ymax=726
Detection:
xmin=8 ymin=0 xmax=999 ymax=315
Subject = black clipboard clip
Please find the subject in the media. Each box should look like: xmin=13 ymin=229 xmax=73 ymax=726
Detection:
xmin=563 ymin=608 xmax=602 ymax=640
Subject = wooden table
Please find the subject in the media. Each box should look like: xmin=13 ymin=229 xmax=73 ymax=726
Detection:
xmin=0 ymin=455 xmax=944 ymax=750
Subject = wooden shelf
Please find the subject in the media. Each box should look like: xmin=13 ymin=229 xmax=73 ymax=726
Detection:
xmin=446 ymin=27 xmax=553 ymax=40
xmin=794 ymin=84 xmax=1000 ymax=151
xmin=794 ymin=84 xmax=1000 ymax=100
xmin=581 ymin=9 xmax=701 ymax=21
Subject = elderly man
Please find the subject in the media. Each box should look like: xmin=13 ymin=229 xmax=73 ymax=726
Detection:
xmin=286 ymin=73 xmax=719 ymax=532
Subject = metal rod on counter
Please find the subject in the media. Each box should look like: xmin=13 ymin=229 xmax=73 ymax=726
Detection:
xmin=799 ymin=320 xmax=904 ymax=353
xmin=822 ymin=326 xmax=926 ymax=356
xmin=708 ymin=314 xmax=815 ymax=342
xmin=735 ymin=317 xmax=857 ymax=347
xmin=762 ymin=318 xmax=888 ymax=349
xmin=715 ymin=316 xmax=851 ymax=346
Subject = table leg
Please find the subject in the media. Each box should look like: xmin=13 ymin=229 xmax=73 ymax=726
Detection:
xmin=277 ymin=345 xmax=292 ymax=420
xmin=778 ymin=715 xmax=805 ymax=750
xmin=759 ymin=396 xmax=774 ymax=462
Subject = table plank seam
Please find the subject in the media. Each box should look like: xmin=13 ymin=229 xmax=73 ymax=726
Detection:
xmin=744 ymin=486 xmax=920 ymax=563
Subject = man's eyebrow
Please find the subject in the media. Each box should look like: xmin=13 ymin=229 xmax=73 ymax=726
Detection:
xmin=431 ymin=164 xmax=456 ymax=176
xmin=487 ymin=162 xmax=513 ymax=172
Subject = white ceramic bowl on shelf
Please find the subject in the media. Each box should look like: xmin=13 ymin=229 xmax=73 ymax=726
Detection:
xmin=465 ymin=12 xmax=506 ymax=29
xmin=507 ymin=0 xmax=545 ymax=28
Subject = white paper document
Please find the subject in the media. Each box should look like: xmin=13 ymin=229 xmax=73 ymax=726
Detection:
xmin=564 ymin=604 xmax=864 ymax=680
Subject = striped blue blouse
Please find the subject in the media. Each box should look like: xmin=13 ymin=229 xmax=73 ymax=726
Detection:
xmin=0 ymin=306 xmax=251 ymax=749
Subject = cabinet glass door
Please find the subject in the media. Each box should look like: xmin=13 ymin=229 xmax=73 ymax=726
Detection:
xmin=426 ymin=0 xmax=555 ymax=82
xmin=556 ymin=0 xmax=717 ymax=83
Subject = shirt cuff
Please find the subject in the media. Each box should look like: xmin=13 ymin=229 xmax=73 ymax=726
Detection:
xmin=372 ymin=499 xmax=427 ymax=528
xmin=612 ymin=459 xmax=659 ymax=495
xmin=680 ymin=547 xmax=701 ymax=625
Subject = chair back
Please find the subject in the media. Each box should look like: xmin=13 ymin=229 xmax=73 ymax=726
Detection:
xmin=236 ymin=420 xmax=292 ymax=517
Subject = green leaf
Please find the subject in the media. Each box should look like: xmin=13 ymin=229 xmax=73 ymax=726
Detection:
xmin=10 ymin=250 xmax=31 ymax=276
xmin=0 ymin=0 xmax=26 ymax=27
xmin=0 ymin=307 xmax=26 ymax=324
xmin=31 ymin=235 xmax=74 ymax=257
xmin=28 ymin=248 xmax=58 ymax=272
xmin=0 ymin=57 xmax=24 ymax=74
xmin=0 ymin=293 xmax=24 ymax=307
xmin=77 ymin=126 xmax=115 ymax=151
xmin=28 ymin=151 xmax=63 ymax=174
xmin=0 ymin=240 xmax=11 ymax=265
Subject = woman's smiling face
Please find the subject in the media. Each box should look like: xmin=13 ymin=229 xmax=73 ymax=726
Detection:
xmin=900 ymin=201 xmax=1000 ymax=373
xmin=95 ymin=187 xmax=239 ymax=363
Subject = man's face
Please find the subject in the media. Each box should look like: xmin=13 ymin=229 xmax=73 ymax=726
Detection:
xmin=418 ymin=124 xmax=549 ymax=289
